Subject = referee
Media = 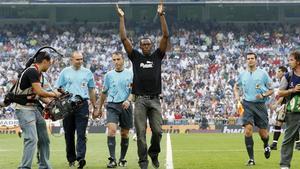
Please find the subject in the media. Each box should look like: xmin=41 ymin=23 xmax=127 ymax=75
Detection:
xmin=234 ymin=52 xmax=273 ymax=166
xmin=94 ymin=52 xmax=133 ymax=168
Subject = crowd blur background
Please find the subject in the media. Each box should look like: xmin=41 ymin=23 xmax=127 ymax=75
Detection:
xmin=1 ymin=0 xmax=300 ymax=130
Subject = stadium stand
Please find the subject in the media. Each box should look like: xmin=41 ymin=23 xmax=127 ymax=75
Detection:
xmin=0 ymin=22 xmax=299 ymax=127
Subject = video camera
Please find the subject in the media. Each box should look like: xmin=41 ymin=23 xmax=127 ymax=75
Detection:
xmin=43 ymin=89 xmax=85 ymax=121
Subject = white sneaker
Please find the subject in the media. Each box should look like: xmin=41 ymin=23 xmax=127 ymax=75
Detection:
xmin=132 ymin=134 xmax=137 ymax=141
xmin=280 ymin=167 xmax=289 ymax=169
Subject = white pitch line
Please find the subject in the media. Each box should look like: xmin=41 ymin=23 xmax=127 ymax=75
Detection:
xmin=166 ymin=133 xmax=174 ymax=169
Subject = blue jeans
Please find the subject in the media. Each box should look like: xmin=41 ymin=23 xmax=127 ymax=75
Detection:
xmin=15 ymin=108 xmax=51 ymax=169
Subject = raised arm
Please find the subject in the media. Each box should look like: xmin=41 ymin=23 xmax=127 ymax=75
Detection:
xmin=116 ymin=4 xmax=133 ymax=55
xmin=157 ymin=0 xmax=169 ymax=53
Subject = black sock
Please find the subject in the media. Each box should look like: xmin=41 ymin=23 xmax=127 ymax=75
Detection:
xmin=245 ymin=136 xmax=254 ymax=160
xmin=107 ymin=136 xmax=116 ymax=159
xmin=120 ymin=138 xmax=129 ymax=160
xmin=261 ymin=136 xmax=269 ymax=148
xmin=273 ymin=126 xmax=281 ymax=142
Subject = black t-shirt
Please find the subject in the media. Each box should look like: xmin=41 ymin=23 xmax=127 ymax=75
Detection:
xmin=128 ymin=48 xmax=165 ymax=95
xmin=19 ymin=67 xmax=41 ymax=90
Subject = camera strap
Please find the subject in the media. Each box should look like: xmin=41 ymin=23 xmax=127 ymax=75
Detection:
xmin=11 ymin=66 xmax=43 ymax=105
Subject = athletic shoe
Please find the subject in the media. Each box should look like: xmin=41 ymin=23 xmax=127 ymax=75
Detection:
xmin=132 ymin=134 xmax=137 ymax=141
xmin=107 ymin=157 xmax=117 ymax=168
xmin=77 ymin=159 xmax=86 ymax=169
xmin=246 ymin=159 xmax=255 ymax=166
xmin=139 ymin=162 xmax=148 ymax=169
xmin=295 ymin=142 xmax=300 ymax=150
xmin=36 ymin=152 xmax=40 ymax=164
xmin=264 ymin=146 xmax=271 ymax=159
xmin=118 ymin=159 xmax=127 ymax=167
xmin=68 ymin=161 xmax=75 ymax=168
xmin=149 ymin=154 xmax=159 ymax=168
xmin=270 ymin=142 xmax=277 ymax=150
xmin=18 ymin=131 xmax=22 ymax=138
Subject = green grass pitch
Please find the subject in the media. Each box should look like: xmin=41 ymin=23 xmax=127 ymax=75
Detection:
xmin=0 ymin=133 xmax=299 ymax=169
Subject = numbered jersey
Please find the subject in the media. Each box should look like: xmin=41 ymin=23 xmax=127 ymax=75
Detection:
xmin=286 ymin=95 xmax=300 ymax=113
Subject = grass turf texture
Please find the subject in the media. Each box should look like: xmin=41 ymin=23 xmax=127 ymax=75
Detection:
xmin=0 ymin=133 xmax=299 ymax=169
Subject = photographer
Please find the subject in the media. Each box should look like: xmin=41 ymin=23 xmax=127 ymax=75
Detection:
xmin=55 ymin=51 xmax=97 ymax=169
xmin=278 ymin=51 xmax=300 ymax=169
xmin=12 ymin=51 xmax=61 ymax=169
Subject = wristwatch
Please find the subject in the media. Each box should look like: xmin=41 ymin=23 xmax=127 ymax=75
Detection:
xmin=159 ymin=11 xmax=166 ymax=16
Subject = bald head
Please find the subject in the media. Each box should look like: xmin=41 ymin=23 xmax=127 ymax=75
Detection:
xmin=71 ymin=51 xmax=83 ymax=69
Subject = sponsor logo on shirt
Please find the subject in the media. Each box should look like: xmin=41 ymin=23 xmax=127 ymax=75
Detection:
xmin=140 ymin=61 xmax=153 ymax=68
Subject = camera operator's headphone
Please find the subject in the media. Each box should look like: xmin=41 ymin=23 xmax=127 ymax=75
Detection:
xmin=3 ymin=46 xmax=63 ymax=106
xmin=18 ymin=46 xmax=63 ymax=77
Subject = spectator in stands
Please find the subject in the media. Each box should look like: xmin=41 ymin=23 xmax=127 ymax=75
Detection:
xmin=1 ymin=22 xmax=300 ymax=128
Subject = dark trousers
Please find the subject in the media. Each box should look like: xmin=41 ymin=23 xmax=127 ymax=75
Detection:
xmin=134 ymin=96 xmax=163 ymax=165
xmin=63 ymin=101 xmax=89 ymax=163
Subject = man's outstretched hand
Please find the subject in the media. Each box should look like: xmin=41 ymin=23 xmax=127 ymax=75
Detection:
xmin=116 ymin=4 xmax=124 ymax=17
xmin=157 ymin=0 xmax=165 ymax=15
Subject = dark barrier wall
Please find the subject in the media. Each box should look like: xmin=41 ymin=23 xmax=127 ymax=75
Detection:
xmin=0 ymin=4 xmax=299 ymax=24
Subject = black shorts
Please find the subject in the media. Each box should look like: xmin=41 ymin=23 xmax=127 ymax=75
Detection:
xmin=106 ymin=102 xmax=133 ymax=129
xmin=242 ymin=100 xmax=269 ymax=129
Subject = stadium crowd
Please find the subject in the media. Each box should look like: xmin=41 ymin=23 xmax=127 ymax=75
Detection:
xmin=1 ymin=21 xmax=300 ymax=128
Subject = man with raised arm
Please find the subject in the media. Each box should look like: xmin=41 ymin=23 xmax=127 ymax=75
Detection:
xmin=116 ymin=1 xmax=169 ymax=168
